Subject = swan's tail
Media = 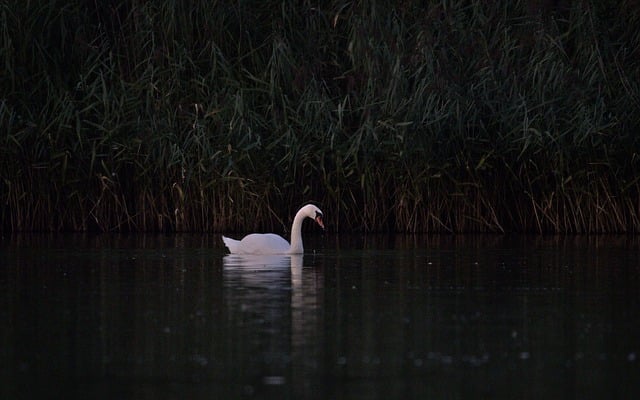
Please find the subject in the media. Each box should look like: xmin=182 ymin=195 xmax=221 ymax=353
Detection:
xmin=222 ymin=235 xmax=240 ymax=253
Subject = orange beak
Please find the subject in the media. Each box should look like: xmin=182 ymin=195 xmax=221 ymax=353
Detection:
xmin=315 ymin=215 xmax=325 ymax=230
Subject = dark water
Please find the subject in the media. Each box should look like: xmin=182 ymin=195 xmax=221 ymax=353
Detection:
xmin=1 ymin=234 xmax=639 ymax=399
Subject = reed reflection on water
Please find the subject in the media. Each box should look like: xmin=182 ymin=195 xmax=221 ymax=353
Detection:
xmin=1 ymin=234 xmax=639 ymax=399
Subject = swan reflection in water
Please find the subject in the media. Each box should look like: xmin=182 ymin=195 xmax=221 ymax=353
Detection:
xmin=221 ymin=253 xmax=322 ymax=393
xmin=222 ymin=254 xmax=303 ymax=289
xmin=222 ymin=254 xmax=303 ymax=268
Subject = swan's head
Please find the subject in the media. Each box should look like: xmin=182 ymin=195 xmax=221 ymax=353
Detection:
xmin=301 ymin=204 xmax=325 ymax=230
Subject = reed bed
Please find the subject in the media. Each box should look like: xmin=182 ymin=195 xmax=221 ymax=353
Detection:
xmin=1 ymin=0 xmax=639 ymax=233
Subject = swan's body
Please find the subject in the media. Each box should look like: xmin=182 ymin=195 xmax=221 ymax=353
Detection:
xmin=222 ymin=204 xmax=324 ymax=255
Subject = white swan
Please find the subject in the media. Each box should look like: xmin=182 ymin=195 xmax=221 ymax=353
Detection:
xmin=222 ymin=204 xmax=325 ymax=254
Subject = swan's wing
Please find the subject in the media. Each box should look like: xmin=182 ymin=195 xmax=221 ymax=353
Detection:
xmin=239 ymin=233 xmax=291 ymax=254
xmin=234 ymin=233 xmax=290 ymax=254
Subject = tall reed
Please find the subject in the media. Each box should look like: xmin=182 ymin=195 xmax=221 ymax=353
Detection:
xmin=1 ymin=0 xmax=639 ymax=233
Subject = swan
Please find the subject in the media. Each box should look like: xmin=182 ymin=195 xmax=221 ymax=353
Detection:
xmin=222 ymin=204 xmax=325 ymax=254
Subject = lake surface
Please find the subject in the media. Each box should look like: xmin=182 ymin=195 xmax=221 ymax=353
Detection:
xmin=1 ymin=234 xmax=639 ymax=399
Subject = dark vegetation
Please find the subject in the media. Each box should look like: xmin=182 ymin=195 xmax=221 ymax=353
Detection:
xmin=1 ymin=1 xmax=639 ymax=233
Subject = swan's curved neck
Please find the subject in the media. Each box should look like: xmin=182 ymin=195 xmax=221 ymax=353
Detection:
xmin=288 ymin=209 xmax=307 ymax=253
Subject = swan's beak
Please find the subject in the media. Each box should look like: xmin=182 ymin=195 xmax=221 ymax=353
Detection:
xmin=315 ymin=215 xmax=325 ymax=230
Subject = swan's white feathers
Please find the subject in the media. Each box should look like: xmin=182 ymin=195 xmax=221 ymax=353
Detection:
xmin=222 ymin=233 xmax=290 ymax=255
xmin=221 ymin=236 xmax=241 ymax=254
